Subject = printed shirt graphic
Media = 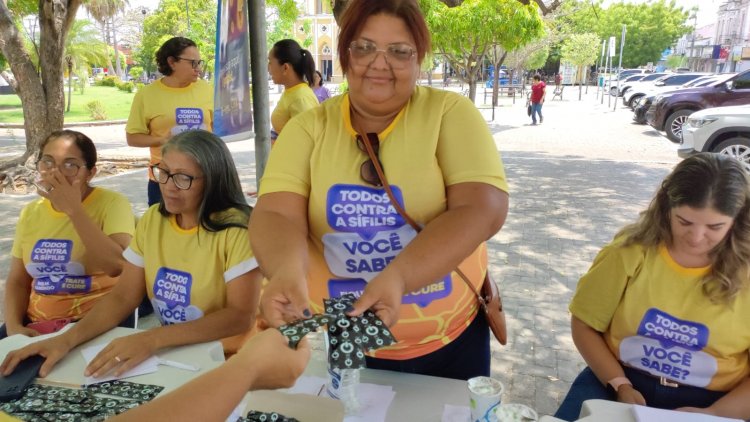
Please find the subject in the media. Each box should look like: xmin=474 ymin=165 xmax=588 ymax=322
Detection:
xmin=271 ymin=83 xmax=319 ymax=135
xmin=11 ymin=188 xmax=135 ymax=321
xmin=260 ymin=87 xmax=509 ymax=360
xmin=123 ymin=206 xmax=257 ymax=326
xmin=125 ymin=79 xmax=214 ymax=178
xmin=570 ymin=238 xmax=750 ymax=391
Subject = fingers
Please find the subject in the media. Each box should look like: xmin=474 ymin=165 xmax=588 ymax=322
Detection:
xmin=1 ymin=346 xmax=41 ymax=376
xmin=38 ymin=352 xmax=63 ymax=378
xmin=261 ymin=290 xmax=310 ymax=328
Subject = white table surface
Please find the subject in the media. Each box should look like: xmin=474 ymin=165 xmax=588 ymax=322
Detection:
xmin=539 ymin=399 xmax=634 ymax=422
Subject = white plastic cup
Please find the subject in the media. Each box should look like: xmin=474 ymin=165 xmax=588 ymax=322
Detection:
xmin=468 ymin=376 xmax=504 ymax=422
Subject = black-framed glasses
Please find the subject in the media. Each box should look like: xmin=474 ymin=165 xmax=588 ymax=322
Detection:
xmin=176 ymin=57 xmax=205 ymax=70
xmin=150 ymin=165 xmax=200 ymax=190
xmin=348 ymin=40 xmax=416 ymax=70
xmin=36 ymin=158 xmax=83 ymax=177
xmin=356 ymin=133 xmax=383 ymax=187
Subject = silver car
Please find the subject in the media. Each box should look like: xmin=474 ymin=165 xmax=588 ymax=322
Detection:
xmin=679 ymin=105 xmax=750 ymax=170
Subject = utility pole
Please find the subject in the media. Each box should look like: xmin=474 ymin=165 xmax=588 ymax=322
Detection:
xmin=248 ymin=0 xmax=271 ymax=189
xmin=613 ymin=25 xmax=626 ymax=111
xmin=689 ymin=11 xmax=698 ymax=71
xmin=596 ymin=39 xmax=605 ymax=101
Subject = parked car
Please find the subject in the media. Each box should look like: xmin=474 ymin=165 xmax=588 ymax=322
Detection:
xmin=623 ymin=73 xmax=710 ymax=109
xmin=678 ymin=105 xmax=750 ymax=171
xmin=608 ymin=74 xmax=648 ymax=96
xmin=632 ymin=75 xmax=732 ymax=124
xmin=614 ymin=73 xmax=668 ymax=97
xmin=646 ymin=70 xmax=750 ymax=143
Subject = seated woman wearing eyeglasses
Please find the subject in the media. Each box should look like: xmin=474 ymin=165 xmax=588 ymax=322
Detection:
xmin=250 ymin=0 xmax=509 ymax=380
xmin=1 ymin=130 xmax=261 ymax=380
xmin=2 ymin=130 xmax=135 ymax=339
xmin=268 ymin=39 xmax=319 ymax=143
xmin=126 ymin=36 xmax=213 ymax=207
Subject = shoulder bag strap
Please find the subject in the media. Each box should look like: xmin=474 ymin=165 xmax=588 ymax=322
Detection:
xmin=356 ymin=130 xmax=485 ymax=304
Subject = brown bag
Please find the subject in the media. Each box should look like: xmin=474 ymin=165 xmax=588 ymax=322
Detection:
xmin=356 ymin=131 xmax=508 ymax=345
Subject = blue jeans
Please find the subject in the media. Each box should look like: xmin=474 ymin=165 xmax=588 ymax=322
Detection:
xmin=147 ymin=180 xmax=162 ymax=206
xmin=531 ymin=103 xmax=543 ymax=124
xmin=554 ymin=366 xmax=726 ymax=421
xmin=365 ymin=312 xmax=490 ymax=380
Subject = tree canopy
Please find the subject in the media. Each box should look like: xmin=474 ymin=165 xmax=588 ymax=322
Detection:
xmin=559 ymin=0 xmax=690 ymax=68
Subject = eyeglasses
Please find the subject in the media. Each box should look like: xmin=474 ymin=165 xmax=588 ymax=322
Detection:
xmin=356 ymin=133 xmax=383 ymax=187
xmin=150 ymin=165 xmax=200 ymax=190
xmin=348 ymin=40 xmax=416 ymax=70
xmin=176 ymin=57 xmax=205 ymax=70
xmin=36 ymin=158 xmax=84 ymax=177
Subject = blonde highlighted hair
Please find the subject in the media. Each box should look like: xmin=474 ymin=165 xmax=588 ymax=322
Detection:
xmin=617 ymin=153 xmax=750 ymax=303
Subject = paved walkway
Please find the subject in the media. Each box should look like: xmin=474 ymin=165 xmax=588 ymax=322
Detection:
xmin=0 ymin=86 xmax=680 ymax=417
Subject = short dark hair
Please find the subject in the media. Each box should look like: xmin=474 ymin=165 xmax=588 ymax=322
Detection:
xmin=272 ymin=39 xmax=316 ymax=87
xmin=159 ymin=130 xmax=251 ymax=232
xmin=533 ymin=74 xmax=541 ymax=81
xmin=314 ymin=70 xmax=324 ymax=87
xmin=337 ymin=0 xmax=430 ymax=73
xmin=38 ymin=130 xmax=97 ymax=170
xmin=156 ymin=37 xmax=197 ymax=76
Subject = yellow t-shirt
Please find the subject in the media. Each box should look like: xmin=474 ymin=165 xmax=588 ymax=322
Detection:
xmin=570 ymin=238 xmax=750 ymax=391
xmin=260 ymin=86 xmax=509 ymax=360
xmin=271 ymin=83 xmax=319 ymax=135
xmin=125 ymin=78 xmax=214 ymax=171
xmin=11 ymin=188 xmax=135 ymax=322
xmin=123 ymin=206 xmax=257 ymax=326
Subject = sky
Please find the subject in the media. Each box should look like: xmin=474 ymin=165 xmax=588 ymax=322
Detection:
xmin=601 ymin=0 xmax=722 ymax=27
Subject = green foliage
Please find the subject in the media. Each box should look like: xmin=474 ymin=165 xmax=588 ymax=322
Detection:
xmin=128 ymin=66 xmax=144 ymax=81
xmin=560 ymin=0 xmax=691 ymax=68
xmin=560 ymin=33 xmax=600 ymax=67
xmin=266 ymin=0 xmax=301 ymax=50
xmin=135 ymin=82 xmax=145 ymax=92
xmin=96 ymin=75 xmax=119 ymax=86
xmin=116 ymin=80 xmax=134 ymax=93
xmin=86 ymin=100 xmax=107 ymax=120
xmin=338 ymin=80 xmax=348 ymax=94
xmin=136 ymin=0 xmax=217 ymax=76
xmin=526 ymin=45 xmax=549 ymax=70
xmin=65 ymin=19 xmax=109 ymax=71
xmin=665 ymin=54 xmax=686 ymax=69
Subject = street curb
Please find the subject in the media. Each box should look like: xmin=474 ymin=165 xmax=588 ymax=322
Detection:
xmin=0 ymin=119 xmax=128 ymax=129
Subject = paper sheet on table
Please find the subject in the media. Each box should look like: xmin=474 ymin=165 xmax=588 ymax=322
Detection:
xmin=288 ymin=375 xmax=395 ymax=422
xmin=632 ymin=405 xmax=742 ymax=422
xmin=0 ymin=323 xmax=74 ymax=358
xmin=80 ymin=343 xmax=158 ymax=385
xmin=442 ymin=404 xmax=470 ymax=422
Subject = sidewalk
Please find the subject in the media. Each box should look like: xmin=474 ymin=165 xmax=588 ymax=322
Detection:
xmin=0 ymin=87 xmax=680 ymax=417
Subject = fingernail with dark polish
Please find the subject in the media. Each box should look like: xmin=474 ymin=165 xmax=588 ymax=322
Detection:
xmin=345 ymin=304 xmax=355 ymax=313
xmin=303 ymin=309 xmax=312 ymax=317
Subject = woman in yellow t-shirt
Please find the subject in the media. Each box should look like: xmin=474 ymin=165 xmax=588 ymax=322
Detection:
xmin=556 ymin=153 xmax=750 ymax=420
xmin=3 ymin=130 xmax=134 ymax=338
xmin=250 ymin=0 xmax=509 ymax=381
xmin=268 ymin=39 xmax=319 ymax=142
xmin=1 ymin=130 xmax=262 ymax=379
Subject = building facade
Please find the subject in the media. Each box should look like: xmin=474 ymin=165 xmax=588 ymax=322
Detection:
xmin=294 ymin=0 xmax=343 ymax=82
xmin=715 ymin=0 xmax=750 ymax=72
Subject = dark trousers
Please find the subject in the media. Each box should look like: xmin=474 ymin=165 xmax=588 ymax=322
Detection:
xmin=554 ymin=366 xmax=727 ymax=421
xmin=365 ymin=312 xmax=490 ymax=381
xmin=147 ymin=180 xmax=162 ymax=207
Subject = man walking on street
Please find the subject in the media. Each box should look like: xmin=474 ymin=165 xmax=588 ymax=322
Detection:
xmin=531 ymin=74 xmax=546 ymax=125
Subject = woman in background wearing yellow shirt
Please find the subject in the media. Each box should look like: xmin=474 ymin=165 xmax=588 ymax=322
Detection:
xmin=268 ymin=39 xmax=319 ymax=143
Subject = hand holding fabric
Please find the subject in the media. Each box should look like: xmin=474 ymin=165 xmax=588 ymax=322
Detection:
xmin=260 ymin=273 xmax=312 ymax=328
xmin=235 ymin=329 xmax=310 ymax=391
xmin=347 ymin=273 xmax=406 ymax=327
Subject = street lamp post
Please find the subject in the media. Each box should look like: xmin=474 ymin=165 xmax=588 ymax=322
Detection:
xmin=689 ymin=11 xmax=697 ymax=71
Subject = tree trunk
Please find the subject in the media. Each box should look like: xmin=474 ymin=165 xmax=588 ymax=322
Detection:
xmin=102 ymin=20 xmax=114 ymax=76
xmin=66 ymin=59 xmax=72 ymax=112
xmin=0 ymin=0 xmax=80 ymax=171
xmin=111 ymin=16 xmax=122 ymax=78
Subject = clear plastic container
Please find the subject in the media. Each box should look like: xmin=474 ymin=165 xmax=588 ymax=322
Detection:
xmin=326 ymin=366 xmax=360 ymax=415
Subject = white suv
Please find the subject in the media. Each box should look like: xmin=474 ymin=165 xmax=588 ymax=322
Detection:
xmin=679 ymin=105 xmax=750 ymax=170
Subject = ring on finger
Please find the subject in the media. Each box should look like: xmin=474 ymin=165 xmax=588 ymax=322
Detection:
xmin=114 ymin=356 xmax=122 ymax=363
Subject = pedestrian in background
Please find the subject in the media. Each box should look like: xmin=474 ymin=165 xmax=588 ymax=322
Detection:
xmin=530 ymin=74 xmax=546 ymax=125
xmin=313 ymin=70 xmax=331 ymax=103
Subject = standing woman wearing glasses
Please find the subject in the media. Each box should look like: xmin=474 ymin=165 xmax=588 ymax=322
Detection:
xmin=2 ymin=131 xmax=262 ymax=380
xmin=268 ymin=39 xmax=319 ymax=143
xmin=250 ymin=0 xmax=509 ymax=380
xmin=126 ymin=36 xmax=213 ymax=207
xmin=2 ymin=130 xmax=135 ymax=339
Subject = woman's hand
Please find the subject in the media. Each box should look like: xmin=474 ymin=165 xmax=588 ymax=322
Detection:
xmin=260 ymin=274 xmax=311 ymax=328
xmin=235 ymin=329 xmax=310 ymax=391
xmin=616 ymin=384 xmax=646 ymax=406
xmin=38 ymin=169 xmax=84 ymax=216
xmin=0 ymin=335 xmax=75 ymax=378
xmin=348 ymin=273 xmax=407 ymax=327
xmin=85 ymin=332 xmax=159 ymax=379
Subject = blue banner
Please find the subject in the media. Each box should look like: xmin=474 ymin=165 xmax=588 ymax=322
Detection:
xmin=213 ymin=0 xmax=253 ymax=140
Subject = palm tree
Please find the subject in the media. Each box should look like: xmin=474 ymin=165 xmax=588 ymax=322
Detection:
xmin=64 ymin=19 xmax=108 ymax=111
xmin=85 ymin=0 xmax=129 ymax=78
